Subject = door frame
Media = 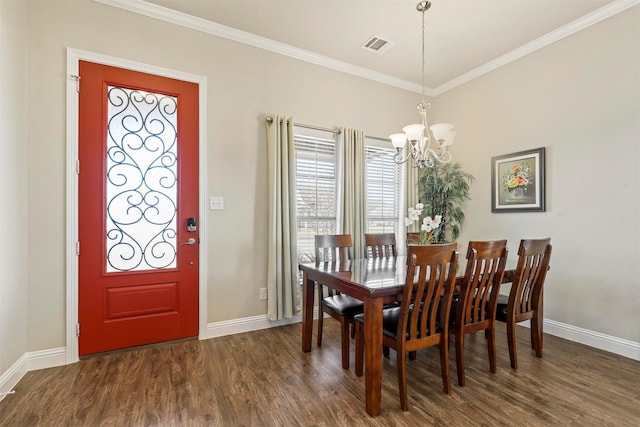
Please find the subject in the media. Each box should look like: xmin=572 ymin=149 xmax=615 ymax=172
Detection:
xmin=65 ymin=48 xmax=208 ymax=363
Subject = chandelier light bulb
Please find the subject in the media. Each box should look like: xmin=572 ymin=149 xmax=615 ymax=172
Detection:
xmin=430 ymin=123 xmax=454 ymax=143
xmin=442 ymin=130 xmax=457 ymax=147
xmin=402 ymin=124 xmax=425 ymax=142
xmin=390 ymin=133 xmax=407 ymax=148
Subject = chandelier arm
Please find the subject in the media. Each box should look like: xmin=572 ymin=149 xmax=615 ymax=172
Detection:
xmin=437 ymin=150 xmax=453 ymax=164
xmin=394 ymin=147 xmax=452 ymax=168
xmin=425 ymin=147 xmax=452 ymax=164
xmin=393 ymin=149 xmax=412 ymax=165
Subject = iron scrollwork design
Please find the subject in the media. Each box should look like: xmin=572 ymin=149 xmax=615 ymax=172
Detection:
xmin=105 ymin=86 xmax=178 ymax=272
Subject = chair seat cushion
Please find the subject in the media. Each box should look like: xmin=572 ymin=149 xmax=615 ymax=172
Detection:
xmin=354 ymin=308 xmax=401 ymax=339
xmin=354 ymin=306 xmax=439 ymax=340
xmin=495 ymin=293 xmax=509 ymax=322
xmin=322 ymin=294 xmax=363 ymax=316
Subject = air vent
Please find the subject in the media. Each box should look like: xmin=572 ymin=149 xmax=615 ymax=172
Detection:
xmin=361 ymin=35 xmax=394 ymax=54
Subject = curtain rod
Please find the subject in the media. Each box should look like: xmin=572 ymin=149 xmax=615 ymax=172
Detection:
xmin=265 ymin=116 xmax=389 ymax=141
xmin=265 ymin=116 xmax=340 ymax=135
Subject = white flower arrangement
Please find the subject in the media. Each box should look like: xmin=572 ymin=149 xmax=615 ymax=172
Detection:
xmin=404 ymin=203 xmax=442 ymax=245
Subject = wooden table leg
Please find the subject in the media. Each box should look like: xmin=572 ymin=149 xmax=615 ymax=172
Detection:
xmin=301 ymin=271 xmax=314 ymax=352
xmin=364 ymin=296 xmax=383 ymax=416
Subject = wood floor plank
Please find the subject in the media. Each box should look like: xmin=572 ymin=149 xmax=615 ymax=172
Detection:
xmin=0 ymin=322 xmax=638 ymax=426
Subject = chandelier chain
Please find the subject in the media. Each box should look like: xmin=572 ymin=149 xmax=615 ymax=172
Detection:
xmin=421 ymin=7 xmax=426 ymax=105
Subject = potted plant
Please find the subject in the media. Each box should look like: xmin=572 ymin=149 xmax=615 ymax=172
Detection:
xmin=418 ymin=162 xmax=474 ymax=243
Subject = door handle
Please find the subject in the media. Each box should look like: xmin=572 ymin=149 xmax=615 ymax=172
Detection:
xmin=180 ymin=238 xmax=197 ymax=246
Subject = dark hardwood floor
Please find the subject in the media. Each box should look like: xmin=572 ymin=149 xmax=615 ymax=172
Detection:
xmin=1 ymin=321 xmax=638 ymax=426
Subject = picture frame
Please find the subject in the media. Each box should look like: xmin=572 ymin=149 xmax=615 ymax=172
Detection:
xmin=491 ymin=147 xmax=545 ymax=213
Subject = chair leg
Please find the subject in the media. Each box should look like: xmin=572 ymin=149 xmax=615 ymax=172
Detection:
xmin=316 ymin=284 xmax=324 ymax=347
xmin=355 ymin=322 xmax=364 ymax=377
xmin=383 ymin=345 xmax=390 ymax=358
xmin=409 ymin=351 xmax=417 ymax=360
xmin=397 ymin=347 xmax=408 ymax=411
xmin=439 ymin=337 xmax=451 ymax=394
xmin=506 ymin=317 xmax=518 ymax=369
xmin=317 ymin=307 xmax=324 ymax=347
xmin=531 ymin=311 xmax=543 ymax=358
xmin=487 ymin=324 xmax=497 ymax=374
xmin=454 ymin=332 xmax=466 ymax=387
xmin=340 ymin=318 xmax=350 ymax=369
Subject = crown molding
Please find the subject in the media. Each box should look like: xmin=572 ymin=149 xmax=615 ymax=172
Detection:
xmin=94 ymin=0 xmax=426 ymax=94
xmin=95 ymin=0 xmax=639 ymax=97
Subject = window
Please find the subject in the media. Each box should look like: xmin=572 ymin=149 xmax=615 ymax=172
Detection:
xmin=365 ymin=139 xmax=403 ymax=235
xmin=294 ymin=127 xmax=337 ymax=263
xmin=293 ymin=129 xmax=403 ymax=263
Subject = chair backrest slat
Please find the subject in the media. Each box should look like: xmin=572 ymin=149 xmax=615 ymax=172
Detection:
xmin=457 ymin=240 xmax=508 ymax=327
xmin=510 ymin=238 xmax=552 ymax=316
xmin=364 ymin=233 xmax=397 ymax=258
xmin=398 ymin=243 xmax=458 ymax=344
xmin=314 ymin=234 xmax=353 ymax=263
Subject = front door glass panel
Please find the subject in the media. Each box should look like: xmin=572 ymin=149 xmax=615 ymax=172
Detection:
xmin=105 ymin=85 xmax=178 ymax=272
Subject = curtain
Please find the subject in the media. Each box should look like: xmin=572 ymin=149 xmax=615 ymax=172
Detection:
xmin=339 ymin=127 xmax=366 ymax=258
xmin=266 ymin=115 xmax=300 ymax=320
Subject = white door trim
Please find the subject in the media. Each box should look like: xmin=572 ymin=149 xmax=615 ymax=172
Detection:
xmin=65 ymin=48 xmax=208 ymax=363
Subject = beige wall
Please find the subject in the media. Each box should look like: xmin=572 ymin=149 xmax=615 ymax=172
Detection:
xmin=15 ymin=0 xmax=640 ymax=361
xmin=435 ymin=6 xmax=640 ymax=342
xmin=24 ymin=0 xmax=418 ymax=350
xmin=0 ymin=0 xmax=28 ymax=374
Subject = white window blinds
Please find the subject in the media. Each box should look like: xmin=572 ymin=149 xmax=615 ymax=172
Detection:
xmin=294 ymin=129 xmax=337 ymax=263
xmin=365 ymin=141 xmax=402 ymax=234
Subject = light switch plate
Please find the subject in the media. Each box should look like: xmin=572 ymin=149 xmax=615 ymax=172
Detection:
xmin=209 ymin=196 xmax=224 ymax=210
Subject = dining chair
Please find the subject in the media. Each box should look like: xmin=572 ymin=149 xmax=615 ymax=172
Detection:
xmin=315 ymin=234 xmax=363 ymax=369
xmin=364 ymin=233 xmax=397 ymax=258
xmin=354 ymin=243 xmax=458 ymax=411
xmin=364 ymin=233 xmax=399 ymax=358
xmin=406 ymin=232 xmax=421 ymax=245
xmin=450 ymin=240 xmax=508 ymax=387
xmin=496 ymin=238 xmax=552 ymax=369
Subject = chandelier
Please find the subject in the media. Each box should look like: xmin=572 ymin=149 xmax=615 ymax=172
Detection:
xmin=390 ymin=1 xmax=456 ymax=168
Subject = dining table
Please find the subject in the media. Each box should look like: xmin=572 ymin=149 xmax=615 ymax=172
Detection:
xmin=299 ymin=255 xmax=517 ymax=417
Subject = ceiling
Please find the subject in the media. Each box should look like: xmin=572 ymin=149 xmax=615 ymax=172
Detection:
xmin=121 ymin=0 xmax=632 ymax=95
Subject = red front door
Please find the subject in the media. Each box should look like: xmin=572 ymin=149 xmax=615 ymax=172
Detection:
xmin=78 ymin=61 xmax=199 ymax=356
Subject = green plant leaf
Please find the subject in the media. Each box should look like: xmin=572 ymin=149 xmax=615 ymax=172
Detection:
xmin=418 ymin=162 xmax=474 ymax=243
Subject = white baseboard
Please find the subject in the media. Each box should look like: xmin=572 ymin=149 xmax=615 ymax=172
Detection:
xmin=542 ymin=319 xmax=639 ymax=361
xmin=0 ymin=347 xmax=66 ymax=402
xmin=200 ymin=309 xmax=319 ymax=340
xmin=25 ymin=347 xmax=67 ymax=372
xmin=0 ymin=354 xmax=27 ymax=402
xmin=2 ymin=314 xmax=636 ymax=400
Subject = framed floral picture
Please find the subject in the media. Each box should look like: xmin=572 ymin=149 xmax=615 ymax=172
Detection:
xmin=491 ymin=147 xmax=545 ymax=212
